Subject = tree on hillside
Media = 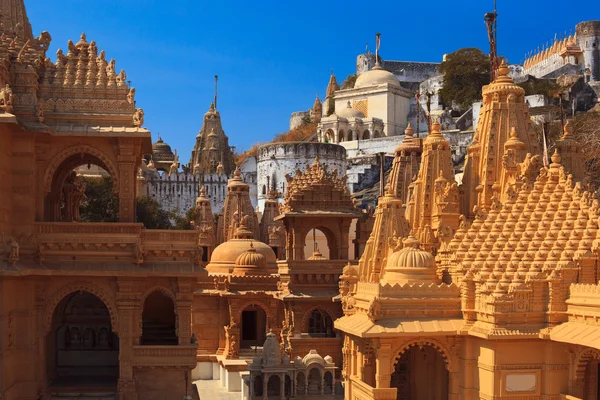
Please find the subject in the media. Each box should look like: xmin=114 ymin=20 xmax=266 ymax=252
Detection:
xmin=439 ymin=48 xmax=491 ymax=110
xmin=518 ymin=77 xmax=560 ymax=98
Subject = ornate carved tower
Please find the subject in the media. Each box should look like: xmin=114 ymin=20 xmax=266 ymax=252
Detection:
xmin=0 ymin=0 xmax=34 ymax=40
xmin=460 ymin=61 xmax=540 ymax=218
xmin=190 ymin=103 xmax=234 ymax=176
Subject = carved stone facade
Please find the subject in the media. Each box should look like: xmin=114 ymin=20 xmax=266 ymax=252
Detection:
xmin=336 ymin=61 xmax=600 ymax=400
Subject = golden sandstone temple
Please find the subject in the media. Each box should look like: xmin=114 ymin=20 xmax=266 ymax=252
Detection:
xmin=1 ymin=1 xmax=600 ymax=400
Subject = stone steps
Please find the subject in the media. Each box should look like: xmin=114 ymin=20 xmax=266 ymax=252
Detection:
xmin=49 ymin=392 xmax=115 ymax=400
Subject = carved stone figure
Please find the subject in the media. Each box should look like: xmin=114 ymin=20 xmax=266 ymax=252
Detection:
xmin=0 ymin=84 xmax=14 ymax=112
xmin=133 ymin=108 xmax=144 ymax=127
xmin=8 ymin=238 xmax=19 ymax=265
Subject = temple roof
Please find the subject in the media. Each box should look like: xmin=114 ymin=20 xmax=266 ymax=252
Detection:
xmin=442 ymin=152 xmax=599 ymax=290
xmin=0 ymin=0 xmax=34 ymax=41
xmin=281 ymin=157 xmax=357 ymax=214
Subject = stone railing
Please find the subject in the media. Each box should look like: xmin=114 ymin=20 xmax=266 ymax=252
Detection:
xmin=35 ymin=222 xmax=143 ymax=235
xmin=132 ymin=345 xmax=198 ymax=368
xmin=349 ymin=377 xmax=397 ymax=400
xmin=566 ymin=283 xmax=600 ymax=322
xmin=34 ymin=223 xmax=200 ymax=265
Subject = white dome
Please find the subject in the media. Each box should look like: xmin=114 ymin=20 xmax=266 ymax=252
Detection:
xmin=336 ymin=101 xmax=364 ymax=119
xmin=355 ymin=66 xmax=400 ymax=89
xmin=302 ymin=349 xmax=325 ymax=366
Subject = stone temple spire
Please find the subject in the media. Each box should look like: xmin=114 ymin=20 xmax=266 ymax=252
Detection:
xmin=0 ymin=0 xmax=34 ymax=40
xmin=460 ymin=60 xmax=540 ymax=219
xmin=324 ymin=72 xmax=339 ymax=116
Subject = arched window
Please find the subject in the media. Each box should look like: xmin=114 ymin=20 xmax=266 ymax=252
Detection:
xmin=262 ymin=185 xmax=267 ymax=195
xmin=307 ymin=309 xmax=335 ymax=338
xmin=141 ymin=290 xmax=177 ymax=345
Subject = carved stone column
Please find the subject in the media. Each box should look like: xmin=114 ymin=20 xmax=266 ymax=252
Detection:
xmin=176 ymin=279 xmax=194 ymax=344
xmin=375 ymin=343 xmax=392 ymax=389
xmin=117 ymin=138 xmax=140 ymax=222
xmin=116 ymin=278 xmax=139 ymax=400
xmin=262 ymin=374 xmax=269 ymax=400
xmin=280 ymin=373 xmax=285 ymax=400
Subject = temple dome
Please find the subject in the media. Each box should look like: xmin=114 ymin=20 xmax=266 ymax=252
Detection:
xmin=151 ymin=137 xmax=174 ymax=162
xmin=355 ymin=65 xmax=400 ymax=89
xmin=302 ymin=350 xmax=325 ymax=366
xmin=381 ymin=236 xmax=439 ymax=285
xmin=336 ymin=101 xmax=364 ymax=119
xmin=207 ymin=222 xmax=277 ymax=275
xmin=232 ymin=242 xmax=268 ymax=275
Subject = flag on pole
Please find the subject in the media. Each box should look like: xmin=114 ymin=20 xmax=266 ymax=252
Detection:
xmin=542 ymin=124 xmax=549 ymax=166
xmin=376 ymin=33 xmax=381 ymax=53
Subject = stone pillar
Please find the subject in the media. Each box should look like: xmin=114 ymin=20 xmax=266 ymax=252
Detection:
xmin=117 ymin=138 xmax=140 ymax=222
xmin=375 ymin=343 xmax=392 ymax=389
xmin=116 ymin=278 xmax=139 ymax=400
xmin=280 ymin=373 xmax=285 ymax=400
xmin=177 ymin=279 xmax=194 ymax=344
xmin=340 ymin=221 xmax=351 ymax=260
xmin=263 ymin=375 xmax=268 ymax=400
xmin=321 ymin=373 xmax=325 ymax=395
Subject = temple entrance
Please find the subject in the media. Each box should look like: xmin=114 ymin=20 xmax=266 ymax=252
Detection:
xmin=583 ymin=359 xmax=600 ymax=399
xmin=240 ymin=305 xmax=267 ymax=348
xmin=141 ymin=290 xmax=178 ymax=345
xmin=307 ymin=309 xmax=335 ymax=338
xmin=46 ymin=291 xmax=119 ymax=388
xmin=390 ymin=345 xmax=448 ymax=400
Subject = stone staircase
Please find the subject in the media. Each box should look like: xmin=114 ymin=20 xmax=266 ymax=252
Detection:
xmin=48 ymin=391 xmax=115 ymax=400
xmin=140 ymin=319 xmax=178 ymax=345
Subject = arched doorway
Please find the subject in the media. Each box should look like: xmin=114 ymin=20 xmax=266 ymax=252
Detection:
xmin=45 ymin=152 xmax=118 ymax=222
xmin=390 ymin=345 xmax=448 ymax=400
xmin=267 ymin=375 xmax=281 ymax=398
xmin=46 ymin=291 xmax=119 ymax=387
xmin=141 ymin=290 xmax=178 ymax=345
xmin=240 ymin=305 xmax=267 ymax=348
xmin=583 ymin=357 xmax=600 ymax=399
xmin=307 ymin=309 xmax=335 ymax=338
xmin=307 ymin=368 xmax=321 ymax=395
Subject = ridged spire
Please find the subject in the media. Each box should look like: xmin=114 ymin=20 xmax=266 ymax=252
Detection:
xmin=0 ymin=0 xmax=34 ymax=40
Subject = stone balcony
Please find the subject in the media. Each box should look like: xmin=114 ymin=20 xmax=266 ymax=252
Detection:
xmin=32 ymin=222 xmax=201 ymax=271
xmin=132 ymin=344 xmax=198 ymax=368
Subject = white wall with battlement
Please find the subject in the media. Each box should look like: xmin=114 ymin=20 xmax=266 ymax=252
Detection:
xmin=256 ymin=142 xmax=347 ymax=211
xmin=141 ymin=171 xmax=200 ymax=217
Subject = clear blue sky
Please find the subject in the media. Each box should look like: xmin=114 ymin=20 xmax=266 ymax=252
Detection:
xmin=25 ymin=0 xmax=593 ymax=164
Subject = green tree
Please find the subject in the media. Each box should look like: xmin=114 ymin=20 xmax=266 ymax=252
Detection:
xmin=172 ymin=207 xmax=198 ymax=230
xmin=439 ymin=48 xmax=491 ymax=110
xmin=518 ymin=78 xmax=560 ymax=98
xmin=135 ymin=195 xmax=173 ymax=229
xmin=80 ymin=176 xmax=119 ymax=222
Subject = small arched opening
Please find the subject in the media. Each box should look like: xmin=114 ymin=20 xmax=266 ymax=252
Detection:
xmin=324 ymin=129 xmax=334 ymax=143
xmin=373 ymin=130 xmax=381 ymax=138
xmin=307 ymin=309 xmax=335 ymax=338
xmin=141 ymin=290 xmax=178 ymax=345
xmin=391 ymin=344 xmax=449 ymax=400
xmin=307 ymin=368 xmax=322 ymax=395
xmin=240 ymin=305 xmax=267 ymax=348
xmin=303 ymin=226 xmax=340 ymax=260
xmin=362 ymin=130 xmax=370 ymax=140
xmin=285 ymin=374 xmax=292 ymax=397
xmin=46 ymin=291 xmax=119 ymax=387
xmin=338 ymin=129 xmax=345 ymax=143
xmin=254 ymin=375 xmax=264 ymax=397
xmin=45 ymin=155 xmax=118 ymax=222
xmin=267 ymin=375 xmax=281 ymax=398
xmin=347 ymin=130 xmax=354 ymax=141
xmin=296 ymin=371 xmax=306 ymax=395
xmin=324 ymin=371 xmax=333 ymax=395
